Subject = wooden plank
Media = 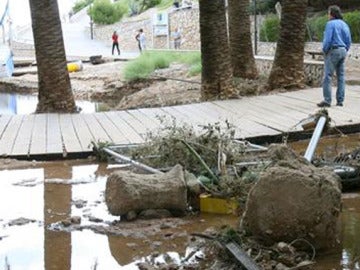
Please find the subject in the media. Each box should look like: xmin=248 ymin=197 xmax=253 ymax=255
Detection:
xmin=237 ymin=98 xmax=302 ymax=128
xmin=71 ymin=114 xmax=95 ymax=151
xmin=59 ymin=114 xmax=82 ymax=154
xmin=192 ymin=102 xmax=271 ymax=137
xmin=137 ymin=107 xmax=169 ymax=124
xmin=81 ymin=113 xmax=112 ymax=144
xmin=214 ymin=99 xmax=290 ymax=131
xmin=171 ymin=104 xmax=215 ymax=125
xmin=115 ymin=111 xmax=149 ymax=138
xmin=159 ymin=106 xmax=192 ymax=126
xmin=46 ymin=114 xmax=63 ymax=154
xmin=93 ymin=113 xmax=129 ymax=144
xmin=245 ymin=97 xmax=307 ymax=127
xmin=0 ymin=115 xmax=12 ymax=139
xmin=126 ymin=109 xmax=161 ymax=131
xmin=104 ymin=111 xmax=144 ymax=144
xmin=186 ymin=103 xmax=254 ymax=137
xmin=159 ymin=106 xmax=208 ymax=135
xmin=0 ymin=115 xmax=24 ymax=156
xmin=12 ymin=114 xmax=35 ymax=156
xmin=205 ymin=101 xmax=281 ymax=136
xmin=278 ymin=92 xmax=360 ymax=123
xmin=29 ymin=114 xmax=47 ymax=155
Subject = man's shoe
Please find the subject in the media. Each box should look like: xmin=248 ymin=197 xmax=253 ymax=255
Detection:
xmin=317 ymin=101 xmax=330 ymax=107
xmin=336 ymin=102 xmax=343 ymax=107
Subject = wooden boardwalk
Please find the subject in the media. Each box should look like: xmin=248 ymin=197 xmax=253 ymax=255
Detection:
xmin=1 ymin=86 xmax=360 ymax=158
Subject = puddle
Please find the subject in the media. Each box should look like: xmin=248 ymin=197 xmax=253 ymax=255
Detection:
xmin=0 ymin=160 xmax=238 ymax=269
xmin=0 ymin=93 xmax=108 ymax=115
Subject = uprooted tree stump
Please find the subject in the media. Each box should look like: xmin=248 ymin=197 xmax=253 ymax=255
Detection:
xmin=240 ymin=144 xmax=342 ymax=251
xmin=105 ymin=164 xmax=187 ymax=216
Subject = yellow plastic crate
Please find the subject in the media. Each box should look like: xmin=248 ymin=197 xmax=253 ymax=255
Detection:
xmin=199 ymin=194 xmax=239 ymax=215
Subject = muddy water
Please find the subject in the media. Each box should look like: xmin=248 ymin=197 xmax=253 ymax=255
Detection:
xmin=0 ymin=93 xmax=108 ymax=114
xmin=1 ymin=133 xmax=360 ymax=269
xmin=0 ymin=160 xmax=238 ymax=270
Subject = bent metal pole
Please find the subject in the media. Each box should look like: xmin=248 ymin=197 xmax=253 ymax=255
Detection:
xmin=304 ymin=116 xmax=327 ymax=162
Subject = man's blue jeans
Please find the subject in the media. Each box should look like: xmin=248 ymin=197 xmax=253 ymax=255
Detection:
xmin=322 ymin=47 xmax=347 ymax=104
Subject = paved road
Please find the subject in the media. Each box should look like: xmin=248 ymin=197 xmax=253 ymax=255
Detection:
xmin=13 ymin=16 xmax=139 ymax=60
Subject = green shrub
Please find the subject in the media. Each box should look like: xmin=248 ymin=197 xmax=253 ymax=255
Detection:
xmin=73 ymin=0 xmax=94 ymax=13
xmin=89 ymin=0 xmax=126 ymax=25
xmin=306 ymin=11 xmax=360 ymax=43
xmin=249 ymin=0 xmax=277 ymax=14
xmin=156 ymin=0 xmax=173 ymax=10
xmin=344 ymin=11 xmax=360 ymax=43
xmin=124 ymin=53 xmax=156 ymax=81
xmin=307 ymin=14 xmax=327 ymax=41
xmin=124 ymin=51 xmax=201 ymax=81
xmin=189 ymin=62 xmax=202 ymax=76
xmin=259 ymin=14 xmax=280 ymax=42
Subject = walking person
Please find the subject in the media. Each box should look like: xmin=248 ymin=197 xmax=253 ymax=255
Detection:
xmin=112 ymin=31 xmax=120 ymax=55
xmin=317 ymin=5 xmax=351 ymax=107
xmin=135 ymin=29 xmax=146 ymax=53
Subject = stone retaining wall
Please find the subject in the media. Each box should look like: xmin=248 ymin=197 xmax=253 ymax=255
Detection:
xmin=255 ymin=56 xmax=324 ymax=86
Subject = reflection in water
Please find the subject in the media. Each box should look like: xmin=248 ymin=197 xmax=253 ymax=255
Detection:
xmin=341 ymin=196 xmax=360 ymax=269
xmin=0 ymin=159 xmax=360 ymax=269
xmin=0 ymin=93 xmax=105 ymax=115
xmin=44 ymin=165 xmax=72 ymax=270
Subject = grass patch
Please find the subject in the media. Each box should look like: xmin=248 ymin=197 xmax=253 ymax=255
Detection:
xmin=123 ymin=51 xmax=201 ymax=81
xmin=156 ymin=0 xmax=173 ymax=10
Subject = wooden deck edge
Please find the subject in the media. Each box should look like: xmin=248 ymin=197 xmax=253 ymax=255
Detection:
xmin=6 ymin=150 xmax=93 ymax=161
xmin=247 ymin=123 xmax=360 ymax=145
xmin=4 ymin=123 xmax=360 ymax=161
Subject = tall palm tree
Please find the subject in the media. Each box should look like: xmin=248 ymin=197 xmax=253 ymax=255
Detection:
xmin=267 ymin=0 xmax=308 ymax=90
xmin=199 ymin=0 xmax=235 ymax=100
xmin=29 ymin=0 xmax=77 ymax=113
xmin=228 ymin=0 xmax=258 ymax=79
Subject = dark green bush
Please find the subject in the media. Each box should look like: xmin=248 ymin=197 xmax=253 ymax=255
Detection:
xmin=133 ymin=0 xmax=162 ymax=13
xmin=90 ymin=0 xmax=127 ymax=25
xmin=344 ymin=11 xmax=360 ymax=43
xmin=307 ymin=10 xmax=360 ymax=43
xmin=260 ymin=10 xmax=360 ymax=43
xmin=72 ymin=0 xmax=94 ymax=14
xmin=307 ymin=15 xmax=327 ymax=41
xmin=259 ymin=14 xmax=280 ymax=42
xmin=249 ymin=0 xmax=278 ymax=14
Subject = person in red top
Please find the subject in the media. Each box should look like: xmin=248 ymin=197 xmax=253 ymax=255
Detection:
xmin=112 ymin=31 xmax=120 ymax=55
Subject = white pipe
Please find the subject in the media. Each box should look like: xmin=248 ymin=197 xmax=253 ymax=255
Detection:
xmin=103 ymin=147 xmax=163 ymax=174
xmin=304 ymin=116 xmax=327 ymax=162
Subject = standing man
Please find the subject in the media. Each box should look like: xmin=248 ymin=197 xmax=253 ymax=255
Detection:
xmin=136 ymin=29 xmax=146 ymax=53
xmin=112 ymin=31 xmax=120 ymax=55
xmin=317 ymin=5 xmax=351 ymax=107
xmin=173 ymin=28 xmax=182 ymax=49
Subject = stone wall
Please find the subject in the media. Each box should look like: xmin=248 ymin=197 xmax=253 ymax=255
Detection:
xmin=257 ymin=42 xmax=360 ymax=60
xmin=168 ymin=8 xmax=200 ymax=50
xmin=91 ymin=6 xmax=200 ymax=51
xmin=255 ymin=56 xmax=324 ymax=86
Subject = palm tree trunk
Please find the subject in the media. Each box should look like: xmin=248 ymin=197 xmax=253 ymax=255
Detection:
xmin=199 ymin=0 xmax=235 ymax=100
xmin=267 ymin=0 xmax=308 ymax=90
xmin=29 ymin=0 xmax=77 ymax=113
xmin=228 ymin=0 xmax=258 ymax=79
